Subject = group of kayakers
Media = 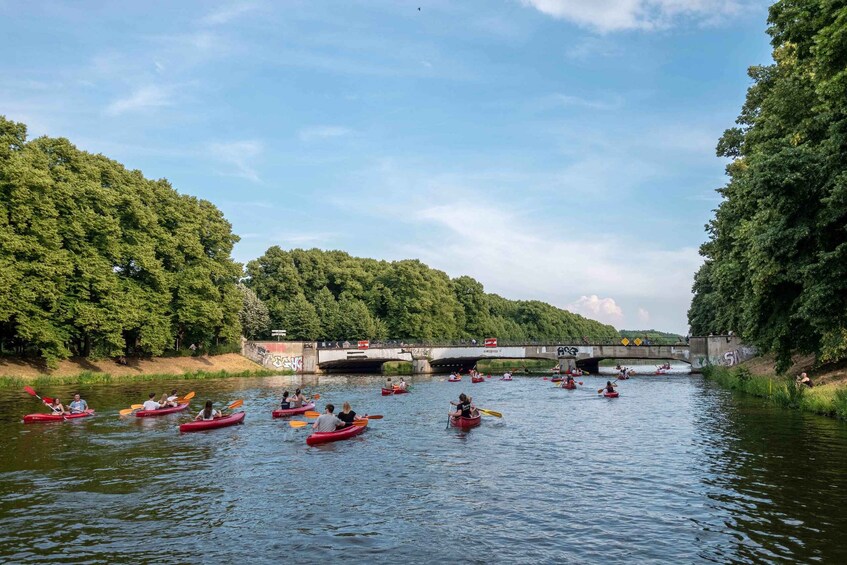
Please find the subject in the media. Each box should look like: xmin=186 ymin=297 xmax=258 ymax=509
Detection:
xmin=279 ymin=389 xmax=309 ymax=410
xmin=384 ymin=378 xmax=408 ymax=391
xmin=43 ymin=393 xmax=89 ymax=415
xmin=312 ymin=401 xmax=366 ymax=431
xmin=143 ymin=390 xmax=180 ymax=411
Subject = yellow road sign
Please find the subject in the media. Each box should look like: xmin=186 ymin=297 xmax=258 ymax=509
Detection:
xmin=621 ymin=338 xmax=630 ymax=346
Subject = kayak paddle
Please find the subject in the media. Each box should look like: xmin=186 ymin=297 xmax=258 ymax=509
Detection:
xmin=222 ymin=399 xmax=243 ymax=412
xmin=477 ymin=408 xmax=502 ymax=418
xmin=119 ymin=404 xmax=146 ymax=416
xmin=289 ymin=418 xmax=370 ymax=429
xmin=24 ymin=386 xmax=54 ymax=404
xmin=177 ymin=391 xmax=196 ymax=403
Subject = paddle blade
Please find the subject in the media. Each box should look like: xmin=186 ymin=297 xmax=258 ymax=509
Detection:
xmin=119 ymin=408 xmax=135 ymax=416
xmin=477 ymin=408 xmax=502 ymax=418
xmin=227 ymin=399 xmax=244 ymax=410
xmin=181 ymin=391 xmax=196 ymax=402
xmin=24 ymin=385 xmax=37 ymax=397
xmin=304 ymin=411 xmax=321 ymax=418
xmin=289 ymin=420 xmax=310 ymax=428
xmin=364 ymin=415 xmax=383 ymax=419
xmin=43 ymin=397 xmax=54 ymax=405
xmin=578 ymin=381 xmax=583 ymax=385
xmin=131 ymin=404 xmax=144 ymax=409
xmin=352 ymin=419 xmax=368 ymax=426
xmin=311 ymin=394 xmax=321 ymax=400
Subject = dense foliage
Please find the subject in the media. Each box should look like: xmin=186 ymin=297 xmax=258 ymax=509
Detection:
xmin=688 ymin=0 xmax=847 ymax=371
xmin=619 ymin=329 xmax=685 ymax=343
xmin=244 ymin=247 xmax=620 ymax=342
xmin=0 ymin=117 xmax=243 ymax=364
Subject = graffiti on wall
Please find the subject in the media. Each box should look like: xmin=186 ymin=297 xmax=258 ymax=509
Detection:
xmin=243 ymin=342 xmax=304 ymax=372
xmin=723 ymin=346 xmax=757 ymax=367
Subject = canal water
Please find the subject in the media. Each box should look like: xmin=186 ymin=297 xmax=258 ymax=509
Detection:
xmin=1 ymin=370 xmax=846 ymax=563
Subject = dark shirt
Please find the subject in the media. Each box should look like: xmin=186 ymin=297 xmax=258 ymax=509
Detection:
xmin=337 ymin=410 xmax=357 ymax=426
xmin=457 ymin=400 xmax=471 ymax=418
xmin=280 ymin=400 xmax=290 ymax=409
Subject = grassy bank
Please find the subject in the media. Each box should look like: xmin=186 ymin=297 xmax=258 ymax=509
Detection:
xmin=0 ymin=368 xmax=287 ymax=389
xmin=703 ymin=365 xmax=847 ymax=420
xmin=382 ymin=361 xmax=413 ymax=375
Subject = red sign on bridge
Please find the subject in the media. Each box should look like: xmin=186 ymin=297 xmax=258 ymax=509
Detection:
xmin=484 ymin=338 xmax=497 ymax=348
xmin=357 ymin=340 xmax=370 ymax=350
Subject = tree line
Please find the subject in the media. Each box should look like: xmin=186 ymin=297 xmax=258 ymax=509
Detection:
xmin=688 ymin=0 xmax=847 ymax=371
xmin=0 ymin=115 xmax=619 ymax=364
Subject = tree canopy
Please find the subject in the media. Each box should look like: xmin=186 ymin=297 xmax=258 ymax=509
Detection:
xmin=0 ymin=116 xmax=242 ymax=364
xmin=244 ymin=247 xmax=620 ymax=342
xmin=688 ymin=0 xmax=847 ymax=370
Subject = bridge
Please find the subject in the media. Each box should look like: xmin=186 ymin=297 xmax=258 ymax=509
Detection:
xmin=242 ymin=336 xmax=752 ymax=374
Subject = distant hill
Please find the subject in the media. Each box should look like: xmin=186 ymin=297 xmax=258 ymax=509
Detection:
xmin=619 ymin=329 xmax=685 ymax=343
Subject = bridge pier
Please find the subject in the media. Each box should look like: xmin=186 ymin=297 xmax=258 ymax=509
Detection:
xmin=412 ymin=358 xmax=434 ymax=374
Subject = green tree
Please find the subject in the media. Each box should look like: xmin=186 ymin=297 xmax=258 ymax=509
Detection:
xmin=238 ymin=283 xmax=270 ymax=339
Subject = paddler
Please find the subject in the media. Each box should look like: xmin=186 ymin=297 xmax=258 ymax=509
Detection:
xmin=605 ymin=381 xmax=618 ymax=394
xmin=194 ymin=400 xmax=221 ymax=421
xmin=385 ymin=377 xmax=393 ymax=390
xmin=163 ymin=389 xmax=179 ymax=408
xmin=68 ymin=393 xmax=89 ymax=414
xmin=142 ymin=392 xmax=163 ymax=411
xmin=337 ymin=401 xmax=365 ymax=428
xmin=313 ymin=404 xmax=345 ymax=431
xmin=290 ymin=389 xmax=307 ymax=408
xmin=280 ymin=390 xmax=291 ymax=410
xmin=450 ymin=393 xmax=477 ymax=419
xmin=46 ymin=397 xmax=66 ymax=415
xmin=396 ymin=379 xmax=408 ymax=391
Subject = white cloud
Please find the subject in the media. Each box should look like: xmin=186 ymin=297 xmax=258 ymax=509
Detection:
xmin=200 ymin=2 xmax=257 ymax=26
xmin=209 ymin=140 xmax=263 ymax=182
xmin=105 ymin=85 xmax=173 ymax=116
xmin=519 ymin=0 xmax=744 ymax=32
xmin=299 ymin=126 xmax=352 ymax=141
xmin=567 ymin=295 xmax=625 ymax=325
xmin=637 ymin=307 xmax=650 ymax=324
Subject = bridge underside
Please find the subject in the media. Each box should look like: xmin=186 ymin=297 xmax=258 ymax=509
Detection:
xmin=318 ymin=359 xmax=394 ymax=373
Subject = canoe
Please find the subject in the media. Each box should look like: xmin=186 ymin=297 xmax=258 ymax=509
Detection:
xmin=603 ymin=391 xmax=620 ymax=398
xmin=562 ymin=382 xmax=577 ymax=390
xmin=306 ymin=420 xmax=368 ymax=446
xmin=618 ymin=375 xmax=630 ymax=380
xmin=451 ymin=414 xmax=481 ymax=429
xmin=272 ymin=402 xmax=315 ymax=418
xmin=550 ymin=377 xmax=563 ymax=383
xmin=136 ymin=403 xmax=190 ymax=417
xmin=448 ymin=378 xmax=461 ymax=383
xmin=23 ymin=409 xmax=95 ymax=424
xmin=500 ymin=377 xmax=513 ymax=381
xmin=471 ymin=377 xmax=484 ymax=383
xmin=381 ymin=388 xmax=409 ymax=396
xmin=179 ymin=411 xmax=245 ymax=432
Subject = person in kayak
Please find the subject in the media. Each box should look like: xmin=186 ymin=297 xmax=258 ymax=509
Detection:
xmin=163 ymin=389 xmax=179 ymax=407
xmin=565 ymin=375 xmax=575 ymax=386
xmin=68 ymin=394 xmax=89 ymax=414
xmin=337 ymin=402 xmax=364 ymax=428
xmin=194 ymin=400 xmax=222 ymax=421
xmin=385 ymin=377 xmax=393 ymax=390
xmin=142 ymin=392 xmax=162 ymax=411
xmin=450 ymin=393 xmax=477 ymax=418
xmin=312 ymin=404 xmax=345 ymax=432
xmin=46 ymin=397 xmax=66 ymax=415
xmin=280 ymin=391 xmax=291 ymax=410
xmin=605 ymin=381 xmax=618 ymax=393
xmin=290 ymin=389 xmax=307 ymax=408
xmin=396 ymin=379 xmax=408 ymax=391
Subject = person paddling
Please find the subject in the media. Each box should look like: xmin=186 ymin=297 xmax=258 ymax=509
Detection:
xmin=194 ymin=400 xmax=221 ymax=421
xmin=450 ymin=393 xmax=477 ymax=419
xmin=290 ymin=389 xmax=307 ymax=408
xmin=313 ymin=404 xmax=345 ymax=432
xmin=163 ymin=389 xmax=179 ymax=408
xmin=280 ymin=390 xmax=291 ymax=410
xmin=396 ymin=379 xmax=408 ymax=391
xmin=68 ymin=393 xmax=89 ymax=414
xmin=47 ymin=397 xmax=66 ymax=415
xmin=385 ymin=377 xmax=394 ymax=390
xmin=142 ymin=392 xmax=162 ymax=411
xmin=337 ymin=401 xmax=364 ymax=428
xmin=605 ymin=381 xmax=617 ymax=394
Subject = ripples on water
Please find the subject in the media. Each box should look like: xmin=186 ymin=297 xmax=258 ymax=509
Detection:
xmin=1 ymin=370 xmax=847 ymax=563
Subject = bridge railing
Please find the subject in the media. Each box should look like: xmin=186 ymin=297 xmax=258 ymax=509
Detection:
xmin=315 ymin=337 xmax=689 ymax=349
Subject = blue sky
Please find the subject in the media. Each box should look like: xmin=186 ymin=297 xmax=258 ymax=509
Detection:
xmin=0 ymin=0 xmax=773 ymax=334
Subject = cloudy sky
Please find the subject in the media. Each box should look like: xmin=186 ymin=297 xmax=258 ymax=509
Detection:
xmin=0 ymin=0 xmax=773 ymax=334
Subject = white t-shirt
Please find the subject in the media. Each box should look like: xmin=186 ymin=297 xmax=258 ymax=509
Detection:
xmin=313 ymin=414 xmax=343 ymax=432
xmin=143 ymin=400 xmax=161 ymax=411
xmin=166 ymin=395 xmax=178 ymax=402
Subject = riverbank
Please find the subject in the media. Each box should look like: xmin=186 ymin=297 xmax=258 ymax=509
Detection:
xmin=0 ymin=354 xmax=282 ymax=388
xmin=702 ymin=356 xmax=847 ymax=420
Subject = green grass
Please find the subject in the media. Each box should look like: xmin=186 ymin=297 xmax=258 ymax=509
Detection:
xmin=476 ymin=359 xmax=552 ymax=372
xmin=382 ymin=361 xmax=413 ymax=375
xmin=0 ymin=368 xmax=287 ymax=389
xmin=702 ymin=365 xmax=847 ymax=420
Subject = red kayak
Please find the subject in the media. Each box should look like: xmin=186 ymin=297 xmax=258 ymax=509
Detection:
xmin=471 ymin=377 xmax=485 ymax=383
xmin=272 ymin=402 xmax=315 ymax=418
xmin=23 ymin=409 xmax=95 ymax=423
xmin=136 ymin=403 xmax=190 ymax=417
xmin=448 ymin=378 xmax=461 ymax=383
xmin=179 ymin=411 xmax=245 ymax=432
xmin=381 ymin=388 xmax=409 ymax=396
xmin=603 ymin=391 xmax=620 ymax=398
xmin=451 ymin=414 xmax=481 ymax=429
xmin=306 ymin=420 xmax=368 ymax=446
xmin=551 ymin=377 xmax=563 ymax=383
xmin=562 ymin=382 xmax=577 ymax=390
